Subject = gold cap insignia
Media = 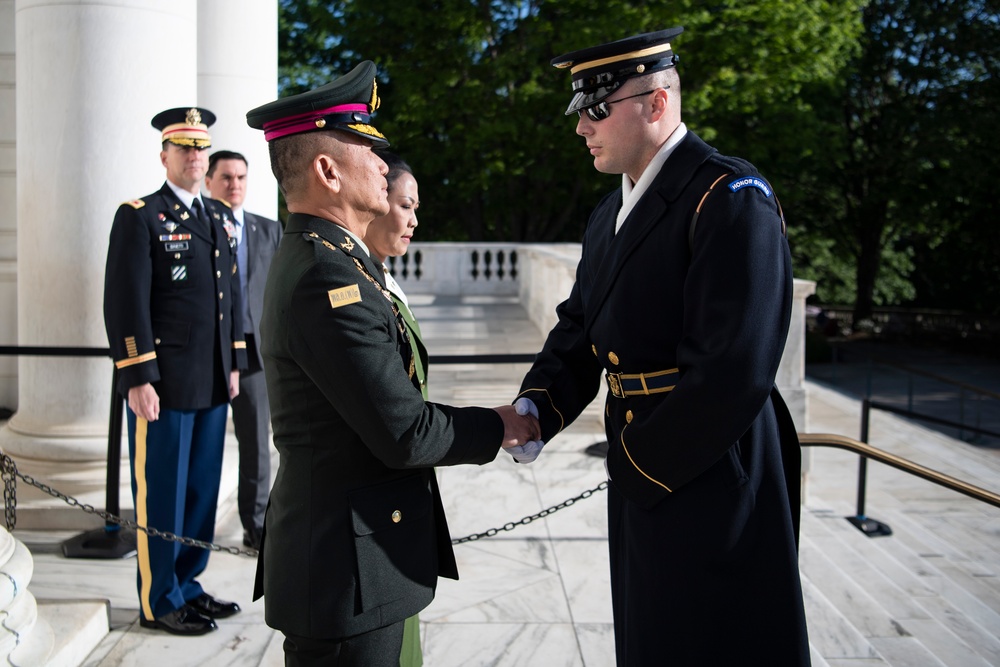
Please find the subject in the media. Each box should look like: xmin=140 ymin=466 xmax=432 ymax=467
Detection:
xmin=370 ymin=79 xmax=380 ymax=111
xmin=186 ymin=108 xmax=202 ymax=125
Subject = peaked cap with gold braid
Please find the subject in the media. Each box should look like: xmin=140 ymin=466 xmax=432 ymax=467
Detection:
xmin=246 ymin=60 xmax=388 ymax=147
xmin=552 ymin=27 xmax=684 ymax=115
xmin=151 ymin=107 xmax=215 ymax=148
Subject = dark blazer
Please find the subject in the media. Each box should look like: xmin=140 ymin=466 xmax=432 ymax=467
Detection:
xmin=517 ymin=131 xmax=809 ymax=663
xmin=240 ymin=210 xmax=282 ymax=365
xmin=104 ymin=182 xmax=247 ymax=408
xmin=255 ymin=213 xmax=504 ymax=640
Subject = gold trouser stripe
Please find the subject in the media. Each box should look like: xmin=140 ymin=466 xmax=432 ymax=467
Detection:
xmin=232 ymin=341 xmax=247 ymax=350
xmin=620 ymin=422 xmax=672 ymax=492
xmin=135 ymin=417 xmax=154 ymax=621
xmin=116 ymin=352 xmax=156 ymax=369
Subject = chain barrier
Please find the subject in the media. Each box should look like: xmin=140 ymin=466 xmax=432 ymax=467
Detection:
xmin=1 ymin=453 xmax=608 ymax=554
xmin=451 ymin=481 xmax=609 ymax=544
xmin=0 ymin=453 xmax=255 ymax=557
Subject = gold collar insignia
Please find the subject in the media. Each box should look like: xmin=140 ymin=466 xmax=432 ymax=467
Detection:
xmin=340 ymin=236 xmax=355 ymax=252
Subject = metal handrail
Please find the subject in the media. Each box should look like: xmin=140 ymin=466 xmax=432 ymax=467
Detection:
xmin=800 ymin=432 xmax=1000 ymax=509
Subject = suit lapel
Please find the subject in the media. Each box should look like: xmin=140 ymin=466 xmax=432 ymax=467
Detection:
xmin=242 ymin=211 xmax=257 ymax=279
xmin=204 ymin=198 xmax=235 ymax=249
xmin=583 ymin=133 xmax=716 ymax=336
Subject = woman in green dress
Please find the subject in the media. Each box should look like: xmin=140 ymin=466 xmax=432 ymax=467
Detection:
xmin=364 ymin=151 xmax=426 ymax=667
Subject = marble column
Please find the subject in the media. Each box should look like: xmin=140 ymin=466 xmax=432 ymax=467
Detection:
xmin=197 ymin=0 xmax=279 ymax=219
xmin=0 ymin=0 xmax=198 ymax=525
xmin=0 ymin=0 xmax=16 ymax=412
xmin=779 ymin=279 xmax=818 ymax=498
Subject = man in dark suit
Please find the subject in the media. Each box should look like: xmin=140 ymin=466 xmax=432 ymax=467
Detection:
xmin=205 ymin=149 xmax=282 ymax=550
xmin=246 ymin=61 xmax=539 ymax=666
xmin=103 ymin=107 xmax=247 ymax=636
xmin=515 ymin=29 xmax=811 ymax=665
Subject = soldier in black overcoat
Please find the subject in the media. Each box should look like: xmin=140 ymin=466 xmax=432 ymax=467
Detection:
xmin=515 ymin=29 xmax=811 ymax=665
xmin=103 ymin=107 xmax=248 ymax=636
xmin=245 ymin=61 xmax=540 ymax=666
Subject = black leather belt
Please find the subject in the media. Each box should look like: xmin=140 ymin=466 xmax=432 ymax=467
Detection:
xmin=605 ymin=368 xmax=679 ymax=398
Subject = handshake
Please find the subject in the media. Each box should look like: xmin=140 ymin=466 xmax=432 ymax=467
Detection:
xmin=492 ymin=397 xmax=545 ymax=464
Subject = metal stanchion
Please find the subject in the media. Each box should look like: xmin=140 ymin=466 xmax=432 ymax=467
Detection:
xmin=61 ymin=366 xmax=137 ymax=558
xmin=845 ymin=398 xmax=892 ymax=537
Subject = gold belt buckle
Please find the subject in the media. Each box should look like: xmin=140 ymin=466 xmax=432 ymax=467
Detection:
xmin=606 ymin=372 xmax=624 ymax=398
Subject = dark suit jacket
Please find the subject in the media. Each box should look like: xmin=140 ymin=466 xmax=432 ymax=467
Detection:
xmin=255 ymin=213 xmax=504 ymax=640
xmin=517 ymin=131 xmax=809 ymax=662
xmin=104 ymin=182 xmax=247 ymax=409
xmin=240 ymin=210 xmax=282 ymax=366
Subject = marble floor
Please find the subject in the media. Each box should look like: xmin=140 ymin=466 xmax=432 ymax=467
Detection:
xmin=10 ymin=294 xmax=1000 ymax=666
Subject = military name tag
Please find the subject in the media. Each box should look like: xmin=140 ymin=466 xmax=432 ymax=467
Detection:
xmin=328 ymin=284 xmax=361 ymax=309
xmin=164 ymin=242 xmax=189 ymax=252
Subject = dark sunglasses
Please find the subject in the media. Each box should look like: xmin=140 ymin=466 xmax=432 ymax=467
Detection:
xmin=578 ymin=87 xmax=667 ymax=122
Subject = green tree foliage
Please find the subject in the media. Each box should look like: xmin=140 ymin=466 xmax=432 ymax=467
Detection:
xmin=279 ymin=0 xmax=858 ymax=243
xmin=786 ymin=0 xmax=999 ymax=319
xmin=278 ymin=1 xmax=999 ymax=317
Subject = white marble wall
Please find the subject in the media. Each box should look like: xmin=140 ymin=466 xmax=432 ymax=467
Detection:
xmin=395 ymin=242 xmax=524 ymax=296
xmin=0 ymin=0 xmax=199 ymax=510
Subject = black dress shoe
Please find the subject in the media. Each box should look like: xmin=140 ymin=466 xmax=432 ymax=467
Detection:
xmin=139 ymin=607 xmax=217 ymax=635
xmin=243 ymin=527 xmax=261 ymax=550
xmin=187 ymin=592 xmax=241 ymax=619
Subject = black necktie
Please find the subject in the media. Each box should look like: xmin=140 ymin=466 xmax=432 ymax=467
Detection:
xmin=192 ymin=199 xmax=211 ymax=232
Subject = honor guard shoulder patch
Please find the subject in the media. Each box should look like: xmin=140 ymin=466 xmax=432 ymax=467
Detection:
xmin=727 ymin=176 xmax=772 ymax=197
xmin=328 ymin=284 xmax=362 ymax=309
xmin=123 ymin=199 xmax=145 ymax=209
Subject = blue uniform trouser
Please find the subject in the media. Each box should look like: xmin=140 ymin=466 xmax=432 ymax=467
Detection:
xmin=127 ymin=404 xmax=227 ymax=621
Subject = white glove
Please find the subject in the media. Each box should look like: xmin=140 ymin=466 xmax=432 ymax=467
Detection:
xmin=508 ymin=398 xmax=545 ymax=463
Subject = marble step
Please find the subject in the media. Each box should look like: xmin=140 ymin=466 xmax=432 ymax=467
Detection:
xmin=804 ymin=505 xmax=999 ymax=665
xmin=874 ymin=508 xmax=1000 ymax=665
xmin=802 ymin=510 xmax=947 ymax=666
xmin=800 ymin=523 xmax=909 ymax=664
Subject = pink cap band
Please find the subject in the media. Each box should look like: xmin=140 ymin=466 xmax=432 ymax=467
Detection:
xmin=262 ymin=103 xmax=370 ymax=142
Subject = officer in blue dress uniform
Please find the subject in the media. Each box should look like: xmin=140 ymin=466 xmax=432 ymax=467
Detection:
xmin=103 ymin=107 xmax=248 ymax=636
xmin=516 ymin=29 xmax=811 ymax=665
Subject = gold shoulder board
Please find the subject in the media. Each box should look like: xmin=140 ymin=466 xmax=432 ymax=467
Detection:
xmin=124 ymin=199 xmax=146 ymax=209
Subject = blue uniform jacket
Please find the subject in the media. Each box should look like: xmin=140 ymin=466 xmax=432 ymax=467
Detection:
xmin=104 ymin=182 xmax=247 ymax=408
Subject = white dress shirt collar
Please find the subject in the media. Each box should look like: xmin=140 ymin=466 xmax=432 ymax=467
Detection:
xmin=166 ymin=180 xmax=203 ymax=212
xmin=615 ymin=122 xmax=688 ymax=234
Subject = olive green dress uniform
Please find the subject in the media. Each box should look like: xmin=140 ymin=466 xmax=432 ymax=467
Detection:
xmin=388 ymin=281 xmax=427 ymax=667
xmin=248 ymin=63 xmax=513 ymax=661
xmin=253 ymin=213 xmax=504 ymax=641
xmin=518 ymin=29 xmax=810 ymax=666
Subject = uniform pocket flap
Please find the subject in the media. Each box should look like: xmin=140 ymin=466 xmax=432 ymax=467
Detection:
xmin=349 ymin=474 xmax=433 ymax=537
xmin=152 ymin=319 xmax=191 ymax=347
